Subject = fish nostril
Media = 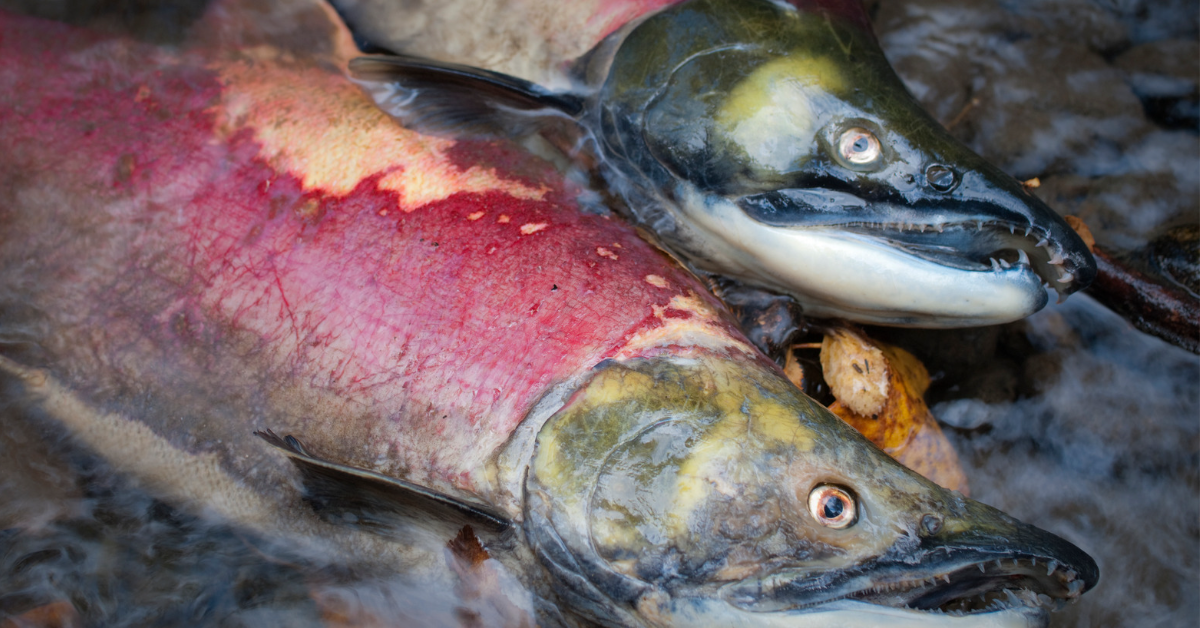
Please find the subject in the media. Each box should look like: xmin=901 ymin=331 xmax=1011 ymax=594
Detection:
xmin=925 ymin=165 xmax=958 ymax=192
xmin=921 ymin=514 xmax=944 ymax=536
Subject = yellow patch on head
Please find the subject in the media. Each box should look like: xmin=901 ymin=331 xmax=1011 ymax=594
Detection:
xmin=665 ymin=359 xmax=815 ymax=538
xmin=717 ymin=55 xmax=848 ymax=174
xmin=644 ymin=274 xmax=668 ymax=288
xmin=212 ymin=55 xmax=546 ymax=211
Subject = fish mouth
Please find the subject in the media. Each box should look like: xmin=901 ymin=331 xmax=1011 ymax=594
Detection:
xmin=720 ymin=535 xmax=1097 ymax=622
xmin=737 ymin=186 xmax=1096 ymax=301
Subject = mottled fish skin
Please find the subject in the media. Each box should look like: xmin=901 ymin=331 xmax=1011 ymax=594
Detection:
xmin=0 ymin=2 xmax=1096 ymax=627
xmin=342 ymin=0 xmax=1097 ymax=327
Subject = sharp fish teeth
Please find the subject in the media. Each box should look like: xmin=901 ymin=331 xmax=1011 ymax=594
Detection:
xmin=1049 ymin=252 xmax=1064 ymax=265
xmin=1046 ymin=560 xmax=1059 ymax=576
xmin=1000 ymin=258 xmax=1012 ymax=269
xmin=1058 ymin=271 xmax=1074 ymax=283
xmin=990 ymin=257 xmax=1001 ymax=271
xmin=1036 ymin=238 xmax=1049 ymax=248
xmin=1017 ymin=249 xmax=1030 ymax=265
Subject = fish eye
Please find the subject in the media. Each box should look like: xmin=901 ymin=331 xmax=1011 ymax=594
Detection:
xmin=836 ymin=128 xmax=882 ymax=168
xmin=808 ymin=484 xmax=857 ymax=529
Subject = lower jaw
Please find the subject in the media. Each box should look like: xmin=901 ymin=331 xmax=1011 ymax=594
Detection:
xmin=666 ymin=598 xmax=1049 ymax=628
xmin=673 ymin=192 xmax=1051 ymax=326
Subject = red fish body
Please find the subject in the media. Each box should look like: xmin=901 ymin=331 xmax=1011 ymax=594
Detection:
xmin=0 ymin=4 xmax=753 ymax=508
xmin=0 ymin=3 xmax=1098 ymax=627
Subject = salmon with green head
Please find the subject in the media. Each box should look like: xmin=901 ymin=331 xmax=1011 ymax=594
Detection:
xmin=344 ymin=0 xmax=1096 ymax=327
xmin=525 ymin=353 xmax=1096 ymax=626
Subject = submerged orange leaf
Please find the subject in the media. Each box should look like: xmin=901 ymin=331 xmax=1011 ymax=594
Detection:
xmin=0 ymin=600 xmax=80 ymax=628
xmin=816 ymin=327 xmax=969 ymax=495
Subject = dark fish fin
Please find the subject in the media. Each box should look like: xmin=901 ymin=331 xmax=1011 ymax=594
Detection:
xmin=349 ymin=54 xmax=584 ymax=138
xmin=255 ymin=430 xmax=512 ymax=541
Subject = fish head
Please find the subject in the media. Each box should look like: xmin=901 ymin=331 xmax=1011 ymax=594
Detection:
xmin=596 ymin=0 xmax=1096 ymax=326
xmin=525 ymin=354 xmax=1097 ymax=627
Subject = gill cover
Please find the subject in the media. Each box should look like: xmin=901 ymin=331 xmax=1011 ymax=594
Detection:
xmin=593 ymin=0 xmax=1097 ymax=325
xmin=525 ymin=355 xmax=1097 ymax=626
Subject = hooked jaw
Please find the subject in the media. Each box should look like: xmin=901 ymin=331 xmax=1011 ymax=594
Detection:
xmin=670 ymin=171 xmax=1096 ymax=326
xmin=718 ymin=522 xmax=1096 ymax=626
xmin=524 ymin=355 xmax=1098 ymax=628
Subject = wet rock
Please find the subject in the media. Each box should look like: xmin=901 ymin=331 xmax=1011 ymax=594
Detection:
xmin=1116 ymin=39 xmax=1200 ymax=130
xmin=873 ymin=0 xmax=1019 ymax=124
xmin=1106 ymin=0 xmax=1200 ymax=44
xmin=1035 ymin=131 xmax=1199 ymax=247
xmin=969 ymin=39 xmax=1151 ymax=177
xmin=1003 ymin=0 xmax=1131 ymax=54
xmin=875 ymin=0 xmax=1153 ymax=178
xmin=1148 ymin=224 xmax=1200 ymax=295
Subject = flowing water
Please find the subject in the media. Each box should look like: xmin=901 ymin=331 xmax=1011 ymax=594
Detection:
xmin=0 ymin=0 xmax=1197 ymax=626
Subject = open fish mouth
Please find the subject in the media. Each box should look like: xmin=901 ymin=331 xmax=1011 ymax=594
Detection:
xmin=721 ymin=548 xmax=1092 ymax=623
xmin=738 ymin=189 xmax=1093 ymax=299
xmin=847 ymin=218 xmax=1085 ymax=296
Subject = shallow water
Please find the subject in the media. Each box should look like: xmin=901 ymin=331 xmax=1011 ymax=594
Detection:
xmin=1 ymin=0 xmax=1198 ymax=626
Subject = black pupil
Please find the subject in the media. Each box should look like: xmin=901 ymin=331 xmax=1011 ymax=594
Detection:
xmin=852 ymin=137 xmax=870 ymax=153
xmin=822 ymin=496 xmax=845 ymax=519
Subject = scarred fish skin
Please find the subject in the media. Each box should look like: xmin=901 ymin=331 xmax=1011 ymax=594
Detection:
xmin=0 ymin=2 xmax=754 ymax=509
xmin=0 ymin=2 xmax=1096 ymax=627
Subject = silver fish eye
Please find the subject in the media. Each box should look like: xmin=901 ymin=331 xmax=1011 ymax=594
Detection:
xmin=808 ymin=484 xmax=858 ymax=528
xmin=837 ymin=127 xmax=882 ymax=168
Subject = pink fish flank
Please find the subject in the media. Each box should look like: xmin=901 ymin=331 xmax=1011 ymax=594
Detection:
xmin=0 ymin=4 xmax=755 ymax=507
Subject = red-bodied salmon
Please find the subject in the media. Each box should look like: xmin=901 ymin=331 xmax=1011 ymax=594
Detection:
xmin=0 ymin=2 xmax=1095 ymax=626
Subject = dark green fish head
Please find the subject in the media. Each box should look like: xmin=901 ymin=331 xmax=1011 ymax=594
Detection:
xmin=525 ymin=354 xmax=1098 ymax=627
xmin=593 ymin=0 xmax=1097 ymax=326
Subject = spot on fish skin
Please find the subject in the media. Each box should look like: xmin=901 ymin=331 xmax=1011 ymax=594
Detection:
xmin=597 ymin=247 xmax=619 ymax=260
xmin=113 ymin=153 xmax=135 ymax=185
xmin=294 ymin=198 xmax=324 ymax=225
xmin=467 ymin=211 xmax=485 ymax=220
xmin=497 ymin=214 xmax=510 ymax=224
xmin=520 ymin=222 xmax=547 ymax=235
xmin=645 ymin=275 xmax=668 ymax=288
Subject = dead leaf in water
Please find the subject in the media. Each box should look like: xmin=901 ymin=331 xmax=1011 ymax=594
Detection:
xmin=813 ymin=327 xmax=969 ymax=495
xmin=0 ymin=600 xmax=80 ymax=628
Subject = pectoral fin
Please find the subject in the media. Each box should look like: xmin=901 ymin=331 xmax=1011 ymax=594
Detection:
xmin=256 ymin=430 xmax=512 ymax=541
xmin=349 ymin=54 xmax=583 ymax=137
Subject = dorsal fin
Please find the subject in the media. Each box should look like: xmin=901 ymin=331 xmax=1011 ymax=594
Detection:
xmin=349 ymin=54 xmax=585 ymax=138
xmin=256 ymin=430 xmax=512 ymax=541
